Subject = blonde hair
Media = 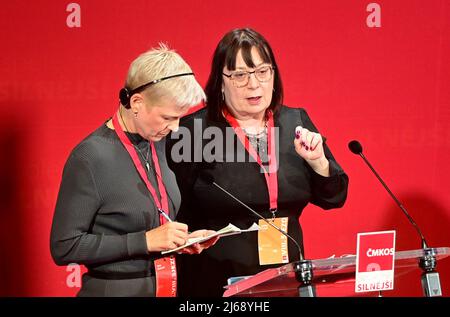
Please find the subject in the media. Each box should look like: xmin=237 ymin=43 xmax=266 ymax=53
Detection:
xmin=125 ymin=43 xmax=206 ymax=107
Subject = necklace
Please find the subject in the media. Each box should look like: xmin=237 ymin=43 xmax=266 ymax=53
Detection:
xmin=136 ymin=143 xmax=151 ymax=171
xmin=119 ymin=108 xmax=151 ymax=171
xmin=242 ymin=120 xmax=268 ymax=138
xmin=243 ymin=127 xmax=267 ymax=138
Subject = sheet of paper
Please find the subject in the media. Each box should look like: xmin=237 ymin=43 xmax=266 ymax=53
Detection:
xmin=161 ymin=223 xmax=260 ymax=255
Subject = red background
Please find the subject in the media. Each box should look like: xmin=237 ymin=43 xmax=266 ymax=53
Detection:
xmin=1 ymin=0 xmax=449 ymax=296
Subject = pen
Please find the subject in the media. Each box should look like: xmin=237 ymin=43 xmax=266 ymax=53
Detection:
xmin=158 ymin=208 xmax=173 ymax=222
xmin=158 ymin=208 xmax=193 ymax=235
xmin=158 ymin=208 xmax=192 ymax=235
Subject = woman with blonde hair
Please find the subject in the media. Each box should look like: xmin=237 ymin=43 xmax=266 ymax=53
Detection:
xmin=51 ymin=44 xmax=217 ymax=296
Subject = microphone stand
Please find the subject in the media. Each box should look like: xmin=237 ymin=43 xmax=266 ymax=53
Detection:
xmin=294 ymin=260 xmax=316 ymax=297
xmin=351 ymin=142 xmax=442 ymax=297
xmin=210 ymin=180 xmax=316 ymax=297
xmin=419 ymin=248 xmax=442 ymax=297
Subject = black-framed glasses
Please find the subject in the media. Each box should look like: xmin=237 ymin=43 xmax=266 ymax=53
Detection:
xmin=222 ymin=65 xmax=275 ymax=88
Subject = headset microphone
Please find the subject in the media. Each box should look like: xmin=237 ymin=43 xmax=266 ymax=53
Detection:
xmin=119 ymin=88 xmax=132 ymax=108
xmin=118 ymin=72 xmax=194 ymax=108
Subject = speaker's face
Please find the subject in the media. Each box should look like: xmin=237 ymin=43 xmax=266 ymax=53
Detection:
xmin=136 ymin=98 xmax=190 ymax=142
xmin=222 ymin=47 xmax=274 ymax=121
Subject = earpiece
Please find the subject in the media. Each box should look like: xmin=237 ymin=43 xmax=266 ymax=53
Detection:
xmin=119 ymin=88 xmax=132 ymax=109
xmin=119 ymin=72 xmax=194 ymax=109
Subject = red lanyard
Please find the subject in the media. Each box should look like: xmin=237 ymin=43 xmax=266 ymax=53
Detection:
xmin=112 ymin=112 xmax=170 ymax=225
xmin=223 ymin=110 xmax=278 ymax=212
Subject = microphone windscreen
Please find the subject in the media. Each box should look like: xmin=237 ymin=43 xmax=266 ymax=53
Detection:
xmin=348 ymin=140 xmax=363 ymax=154
xmin=199 ymin=173 xmax=215 ymax=185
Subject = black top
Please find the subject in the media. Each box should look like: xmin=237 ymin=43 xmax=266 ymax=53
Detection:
xmin=50 ymin=123 xmax=181 ymax=296
xmin=166 ymin=105 xmax=349 ymax=297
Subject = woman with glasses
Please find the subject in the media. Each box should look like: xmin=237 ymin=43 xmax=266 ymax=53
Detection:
xmin=166 ymin=28 xmax=349 ymax=296
xmin=50 ymin=45 xmax=218 ymax=296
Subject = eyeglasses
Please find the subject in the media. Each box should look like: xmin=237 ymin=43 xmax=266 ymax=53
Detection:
xmin=222 ymin=65 xmax=275 ymax=88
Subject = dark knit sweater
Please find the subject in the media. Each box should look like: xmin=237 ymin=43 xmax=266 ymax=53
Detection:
xmin=51 ymin=123 xmax=181 ymax=295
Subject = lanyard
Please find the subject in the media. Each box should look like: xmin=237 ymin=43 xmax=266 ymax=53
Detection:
xmin=223 ymin=109 xmax=278 ymax=213
xmin=112 ymin=112 xmax=170 ymax=225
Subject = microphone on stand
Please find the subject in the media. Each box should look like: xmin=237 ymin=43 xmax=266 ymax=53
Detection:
xmin=348 ymin=140 xmax=442 ymax=297
xmin=200 ymin=173 xmax=316 ymax=297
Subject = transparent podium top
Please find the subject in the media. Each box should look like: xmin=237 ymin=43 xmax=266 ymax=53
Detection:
xmin=223 ymin=247 xmax=450 ymax=297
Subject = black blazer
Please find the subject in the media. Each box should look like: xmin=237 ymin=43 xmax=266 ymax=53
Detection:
xmin=166 ymin=105 xmax=349 ymax=297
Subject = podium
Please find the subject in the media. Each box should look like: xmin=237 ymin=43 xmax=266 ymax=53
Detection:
xmin=223 ymin=247 xmax=450 ymax=297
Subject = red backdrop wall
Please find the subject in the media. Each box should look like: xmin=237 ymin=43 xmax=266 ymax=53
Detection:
xmin=1 ymin=0 xmax=449 ymax=296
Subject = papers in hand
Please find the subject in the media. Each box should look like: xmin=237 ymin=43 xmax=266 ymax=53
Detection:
xmin=161 ymin=223 xmax=260 ymax=255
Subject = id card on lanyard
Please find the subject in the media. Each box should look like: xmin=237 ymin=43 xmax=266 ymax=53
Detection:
xmin=223 ymin=110 xmax=288 ymax=265
xmin=112 ymin=113 xmax=177 ymax=297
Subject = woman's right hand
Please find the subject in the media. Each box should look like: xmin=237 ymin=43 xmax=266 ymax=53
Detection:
xmin=145 ymin=222 xmax=189 ymax=252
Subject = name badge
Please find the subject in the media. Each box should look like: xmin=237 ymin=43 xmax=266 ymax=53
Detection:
xmin=258 ymin=217 xmax=289 ymax=265
xmin=154 ymin=255 xmax=177 ymax=297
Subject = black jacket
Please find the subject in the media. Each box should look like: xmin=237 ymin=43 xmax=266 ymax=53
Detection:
xmin=166 ymin=105 xmax=349 ymax=296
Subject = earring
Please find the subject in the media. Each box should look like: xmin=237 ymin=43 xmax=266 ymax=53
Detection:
xmin=134 ymin=112 xmax=138 ymax=118
xmin=222 ymin=92 xmax=225 ymax=101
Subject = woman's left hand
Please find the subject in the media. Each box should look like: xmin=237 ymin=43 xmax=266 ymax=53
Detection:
xmin=294 ymin=126 xmax=330 ymax=177
xmin=178 ymin=230 xmax=220 ymax=255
